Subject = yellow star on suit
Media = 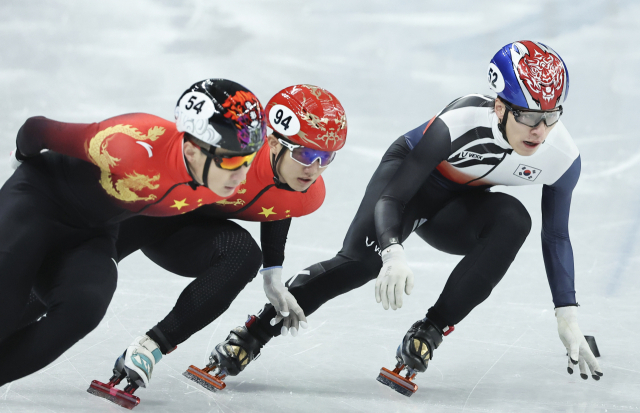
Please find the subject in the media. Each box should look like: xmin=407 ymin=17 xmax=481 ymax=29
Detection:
xmin=258 ymin=206 xmax=277 ymax=218
xmin=170 ymin=198 xmax=189 ymax=210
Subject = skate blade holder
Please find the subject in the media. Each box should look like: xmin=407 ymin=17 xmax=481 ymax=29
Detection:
xmin=183 ymin=365 xmax=227 ymax=392
xmin=87 ymin=379 xmax=140 ymax=410
xmin=376 ymin=365 xmax=418 ymax=397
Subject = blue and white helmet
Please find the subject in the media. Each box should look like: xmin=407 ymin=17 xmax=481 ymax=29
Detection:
xmin=488 ymin=40 xmax=569 ymax=111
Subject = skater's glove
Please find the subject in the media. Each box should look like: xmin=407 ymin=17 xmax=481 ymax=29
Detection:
xmin=555 ymin=306 xmax=603 ymax=380
xmin=375 ymin=244 xmax=414 ymax=310
xmin=262 ymin=266 xmax=308 ymax=337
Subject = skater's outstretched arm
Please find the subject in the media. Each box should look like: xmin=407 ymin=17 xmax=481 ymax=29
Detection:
xmin=261 ymin=219 xmax=291 ymax=268
xmin=373 ymin=118 xmax=451 ymax=310
xmin=541 ymin=155 xmax=581 ymax=307
xmin=16 ymin=116 xmax=100 ymax=162
xmin=15 ymin=114 xmax=163 ymax=174
xmin=374 ymin=117 xmax=451 ymax=250
xmin=540 ymin=155 xmax=602 ymax=379
xmin=260 ymin=219 xmax=307 ymax=335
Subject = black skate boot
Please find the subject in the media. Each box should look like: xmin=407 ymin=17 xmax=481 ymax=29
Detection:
xmin=183 ymin=315 xmax=272 ymax=392
xmin=377 ymin=318 xmax=453 ymax=397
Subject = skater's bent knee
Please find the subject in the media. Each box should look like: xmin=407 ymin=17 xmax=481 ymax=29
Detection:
xmin=493 ymin=198 xmax=532 ymax=238
xmin=214 ymin=230 xmax=262 ymax=274
xmin=57 ymin=291 xmax=112 ymax=335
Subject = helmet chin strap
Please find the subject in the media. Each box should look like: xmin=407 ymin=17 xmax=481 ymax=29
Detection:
xmin=201 ymin=156 xmax=212 ymax=189
xmin=497 ymin=108 xmax=511 ymax=145
xmin=184 ymin=153 xmax=212 ymax=190
xmin=271 ymin=147 xmax=311 ymax=193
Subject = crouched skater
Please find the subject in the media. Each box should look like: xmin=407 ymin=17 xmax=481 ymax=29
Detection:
xmin=0 ymin=79 xmax=266 ymax=391
xmin=86 ymin=85 xmax=348 ymax=407
xmin=205 ymin=41 xmax=603 ymax=397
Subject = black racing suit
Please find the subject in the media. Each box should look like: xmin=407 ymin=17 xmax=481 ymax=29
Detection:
xmin=257 ymin=135 xmax=532 ymax=333
xmin=252 ymin=94 xmax=579 ymax=336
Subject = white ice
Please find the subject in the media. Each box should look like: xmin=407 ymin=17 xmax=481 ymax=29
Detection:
xmin=1 ymin=1 xmax=639 ymax=412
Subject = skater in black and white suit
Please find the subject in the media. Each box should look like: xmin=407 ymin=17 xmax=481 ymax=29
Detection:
xmin=205 ymin=41 xmax=603 ymax=392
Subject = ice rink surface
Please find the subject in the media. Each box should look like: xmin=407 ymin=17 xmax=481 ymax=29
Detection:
xmin=1 ymin=1 xmax=640 ymax=412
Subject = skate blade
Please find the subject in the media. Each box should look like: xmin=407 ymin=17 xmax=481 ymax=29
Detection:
xmin=87 ymin=380 xmax=140 ymax=410
xmin=376 ymin=367 xmax=417 ymax=397
xmin=183 ymin=365 xmax=226 ymax=392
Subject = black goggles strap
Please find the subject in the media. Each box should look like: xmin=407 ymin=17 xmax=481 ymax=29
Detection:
xmin=498 ymin=108 xmax=510 ymax=144
xmin=272 ymin=131 xmax=289 ymax=141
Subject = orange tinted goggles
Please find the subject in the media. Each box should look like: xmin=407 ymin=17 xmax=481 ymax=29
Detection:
xmin=213 ymin=151 xmax=257 ymax=170
xmin=198 ymin=146 xmax=257 ymax=170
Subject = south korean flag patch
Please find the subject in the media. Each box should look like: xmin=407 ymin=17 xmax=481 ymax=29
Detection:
xmin=514 ymin=164 xmax=541 ymax=181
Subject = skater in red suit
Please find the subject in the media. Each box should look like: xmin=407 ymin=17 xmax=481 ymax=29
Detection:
xmin=81 ymin=84 xmax=348 ymax=407
xmin=0 ymin=79 xmax=266 ymax=387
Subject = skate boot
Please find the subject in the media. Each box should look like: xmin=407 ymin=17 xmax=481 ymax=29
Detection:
xmin=88 ymin=335 xmax=163 ymax=409
xmin=377 ymin=318 xmax=454 ymax=397
xmin=183 ymin=315 xmax=271 ymax=392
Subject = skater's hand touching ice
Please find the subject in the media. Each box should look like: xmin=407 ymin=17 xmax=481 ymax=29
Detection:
xmin=375 ymin=244 xmax=414 ymax=310
xmin=555 ymin=306 xmax=603 ymax=380
xmin=262 ymin=266 xmax=307 ymax=336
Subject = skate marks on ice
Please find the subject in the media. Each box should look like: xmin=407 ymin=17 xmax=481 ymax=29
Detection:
xmin=461 ymin=329 xmax=528 ymax=411
xmin=0 ymin=383 xmax=10 ymax=401
xmin=291 ymin=343 xmax=323 ymax=357
xmin=3 ymin=301 xmax=637 ymax=413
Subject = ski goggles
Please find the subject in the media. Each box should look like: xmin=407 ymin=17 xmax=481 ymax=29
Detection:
xmin=200 ymin=147 xmax=257 ymax=171
xmin=278 ymin=138 xmax=336 ymax=168
xmin=504 ymin=101 xmax=563 ymax=127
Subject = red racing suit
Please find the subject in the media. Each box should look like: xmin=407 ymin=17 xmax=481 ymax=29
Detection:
xmin=16 ymin=113 xmax=227 ymax=224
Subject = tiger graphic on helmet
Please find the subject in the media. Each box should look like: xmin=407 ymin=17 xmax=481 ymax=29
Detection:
xmin=489 ymin=40 xmax=569 ymax=111
xmin=511 ymin=41 xmax=567 ymax=110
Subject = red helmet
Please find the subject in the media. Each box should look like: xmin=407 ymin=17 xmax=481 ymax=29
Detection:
xmin=266 ymin=85 xmax=347 ymax=151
